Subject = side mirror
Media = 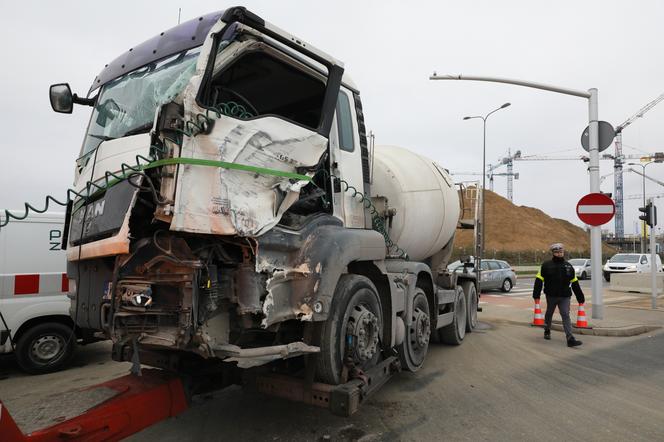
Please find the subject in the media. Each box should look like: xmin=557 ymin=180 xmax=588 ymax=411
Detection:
xmin=50 ymin=83 xmax=74 ymax=114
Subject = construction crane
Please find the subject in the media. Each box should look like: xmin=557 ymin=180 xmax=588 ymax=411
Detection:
xmin=486 ymin=149 xmax=521 ymax=201
xmin=613 ymin=92 xmax=664 ymax=237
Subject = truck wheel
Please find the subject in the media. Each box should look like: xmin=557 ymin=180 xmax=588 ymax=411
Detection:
xmin=15 ymin=322 xmax=75 ymax=375
xmin=316 ymin=275 xmax=383 ymax=385
xmin=439 ymin=286 xmax=466 ymax=345
xmin=462 ymin=281 xmax=478 ymax=332
xmin=397 ymin=288 xmax=430 ymax=372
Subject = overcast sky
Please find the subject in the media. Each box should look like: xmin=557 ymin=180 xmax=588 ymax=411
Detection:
xmin=2 ymin=0 xmax=664 ymax=236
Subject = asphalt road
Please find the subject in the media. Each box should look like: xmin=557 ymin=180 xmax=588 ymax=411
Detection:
xmin=2 ymin=312 xmax=662 ymax=441
xmin=130 ymin=321 xmax=664 ymax=441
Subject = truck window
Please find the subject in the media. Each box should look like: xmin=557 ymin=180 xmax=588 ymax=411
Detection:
xmin=201 ymin=50 xmax=326 ymax=130
xmin=336 ymin=92 xmax=355 ymax=152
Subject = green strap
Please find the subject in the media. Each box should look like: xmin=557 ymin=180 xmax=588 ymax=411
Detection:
xmin=144 ymin=157 xmax=312 ymax=181
xmin=75 ymin=157 xmax=312 ymax=210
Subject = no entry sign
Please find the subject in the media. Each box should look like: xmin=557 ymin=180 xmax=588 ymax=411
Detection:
xmin=576 ymin=193 xmax=615 ymax=226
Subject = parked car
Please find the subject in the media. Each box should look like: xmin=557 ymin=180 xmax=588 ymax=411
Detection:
xmin=448 ymin=259 xmax=517 ymax=292
xmin=568 ymin=258 xmax=592 ymax=280
xmin=602 ymin=253 xmax=663 ymax=282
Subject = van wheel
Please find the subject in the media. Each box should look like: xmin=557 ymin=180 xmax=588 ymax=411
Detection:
xmin=15 ymin=322 xmax=76 ymax=375
xmin=439 ymin=286 xmax=466 ymax=345
xmin=316 ymin=275 xmax=383 ymax=385
xmin=462 ymin=281 xmax=478 ymax=332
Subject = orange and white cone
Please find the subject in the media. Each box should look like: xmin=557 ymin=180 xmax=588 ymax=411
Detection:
xmin=533 ymin=301 xmax=545 ymax=326
xmin=576 ymin=303 xmax=589 ymax=328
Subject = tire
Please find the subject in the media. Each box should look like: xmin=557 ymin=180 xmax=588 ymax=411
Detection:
xmin=463 ymin=281 xmax=478 ymax=332
xmin=316 ymin=275 xmax=383 ymax=385
xmin=15 ymin=322 xmax=76 ymax=375
xmin=397 ymin=288 xmax=431 ymax=372
xmin=603 ymin=272 xmax=610 ymax=282
xmin=581 ymin=271 xmax=587 ymax=280
xmin=501 ymin=278 xmax=513 ymax=293
xmin=439 ymin=286 xmax=466 ymax=345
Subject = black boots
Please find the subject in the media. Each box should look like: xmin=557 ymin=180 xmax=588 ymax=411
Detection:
xmin=567 ymin=336 xmax=583 ymax=347
xmin=544 ymin=329 xmax=551 ymax=340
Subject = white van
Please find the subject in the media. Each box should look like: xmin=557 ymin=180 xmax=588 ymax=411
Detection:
xmin=602 ymin=253 xmax=663 ymax=282
xmin=0 ymin=212 xmax=96 ymax=374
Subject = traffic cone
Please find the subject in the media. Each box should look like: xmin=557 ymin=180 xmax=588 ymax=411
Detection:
xmin=532 ymin=301 xmax=545 ymax=326
xmin=576 ymin=303 xmax=589 ymax=328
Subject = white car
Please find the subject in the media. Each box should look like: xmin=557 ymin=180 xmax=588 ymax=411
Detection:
xmin=602 ymin=253 xmax=663 ymax=282
xmin=568 ymin=258 xmax=592 ymax=280
xmin=0 ymin=212 xmax=97 ymax=374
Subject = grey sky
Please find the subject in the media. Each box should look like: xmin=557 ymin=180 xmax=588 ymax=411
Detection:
xmin=2 ymin=0 xmax=664 ymax=236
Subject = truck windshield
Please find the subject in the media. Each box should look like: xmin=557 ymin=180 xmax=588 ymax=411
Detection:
xmin=80 ymin=47 xmax=201 ymax=155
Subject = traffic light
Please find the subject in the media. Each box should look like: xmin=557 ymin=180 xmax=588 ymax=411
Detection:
xmin=638 ymin=202 xmax=657 ymax=227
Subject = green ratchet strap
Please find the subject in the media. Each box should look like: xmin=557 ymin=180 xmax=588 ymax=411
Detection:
xmin=145 ymin=157 xmax=312 ymax=181
xmin=75 ymin=157 xmax=312 ymax=211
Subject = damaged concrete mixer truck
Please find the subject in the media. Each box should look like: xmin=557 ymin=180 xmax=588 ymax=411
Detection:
xmin=47 ymin=6 xmax=480 ymax=407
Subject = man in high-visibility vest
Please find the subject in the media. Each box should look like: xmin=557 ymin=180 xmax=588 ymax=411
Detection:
xmin=533 ymin=243 xmax=585 ymax=347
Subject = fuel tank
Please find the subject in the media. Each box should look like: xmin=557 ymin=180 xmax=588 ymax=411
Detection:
xmin=371 ymin=145 xmax=460 ymax=261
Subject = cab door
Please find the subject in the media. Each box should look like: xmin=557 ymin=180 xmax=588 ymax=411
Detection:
xmin=329 ymin=87 xmax=366 ymax=228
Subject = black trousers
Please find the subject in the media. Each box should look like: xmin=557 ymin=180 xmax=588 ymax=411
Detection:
xmin=544 ymin=295 xmax=573 ymax=339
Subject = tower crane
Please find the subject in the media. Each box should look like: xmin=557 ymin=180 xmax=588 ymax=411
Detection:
xmin=613 ymin=92 xmax=664 ymax=237
xmin=486 ymin=149 xmax=521 ymax=201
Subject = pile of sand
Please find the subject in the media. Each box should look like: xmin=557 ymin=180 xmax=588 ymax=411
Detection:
xmin=454 ymin=189 xmax=614 ymax=254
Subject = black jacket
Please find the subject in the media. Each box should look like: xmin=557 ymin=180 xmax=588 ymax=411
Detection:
xmin=532 ymin=256 xmax=585 ymax=303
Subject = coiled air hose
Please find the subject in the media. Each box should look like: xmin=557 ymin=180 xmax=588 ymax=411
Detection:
xmin=0 ymin=101 xmax=406 ymax=258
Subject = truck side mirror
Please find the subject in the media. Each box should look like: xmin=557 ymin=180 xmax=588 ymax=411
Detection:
xmin=50 ymin=83 xmax=74 ymax=114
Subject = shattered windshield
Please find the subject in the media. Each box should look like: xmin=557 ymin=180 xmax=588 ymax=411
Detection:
xmin=80 ymin=47 xmax=201 ymax=155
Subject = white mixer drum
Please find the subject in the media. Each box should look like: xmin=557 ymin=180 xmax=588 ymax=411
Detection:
xmin=371 ymin=145 xmax=460 ymax=261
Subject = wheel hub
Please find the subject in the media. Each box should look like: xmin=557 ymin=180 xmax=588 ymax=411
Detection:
xmin=32 ymin=335 xmax=63 ymax=361
xmin=413 ymin=309 xmax=430 ymax=348
xmin=347 ymin=305 xmax=379 ymax=362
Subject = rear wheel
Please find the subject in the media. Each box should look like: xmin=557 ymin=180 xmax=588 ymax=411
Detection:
xmin=316 ymin=275 xmax=383 ymax=385
xmin=15 ymin=322 xmax=76 ymax=374
xmin=398 ymin=288 xmax=431 ymax=372
xmin=501 ymin=278 xmax=513 ymax=293
xmin=463 ymin=281 xmax=479 ymax=332
xmin=439 ymin=286 xmax=466 ymax=345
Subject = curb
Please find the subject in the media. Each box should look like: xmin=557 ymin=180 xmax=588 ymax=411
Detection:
xmin=482 ymin=317 xmax=661 ymax=337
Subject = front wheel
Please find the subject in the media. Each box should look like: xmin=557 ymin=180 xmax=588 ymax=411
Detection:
xmin=501 ymin=278 xmax=513 ymax=293
xmin=603 ymin=272 xmax=610 ymax=282
xmin=316 ymin=275 xmax=383 ymax=385
xmin=581 ymin=271 xmax=587 ymax=280
xmin=15 ymin=322 xmax=76 ymax=374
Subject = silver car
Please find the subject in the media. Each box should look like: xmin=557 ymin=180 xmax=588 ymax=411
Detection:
xmin=448 ymin=259 xmax=517 ymax=292
xmin=568 ymin=258 xmax=591 ymax=280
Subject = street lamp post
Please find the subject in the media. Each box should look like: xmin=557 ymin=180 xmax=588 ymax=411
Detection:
xmin=430 ymin=73 xmax=604 ymax=319
xmin=627 ymin=161 xmax=655 ymax=252
xmin=463 ymin=103 xmax=511 ymax=289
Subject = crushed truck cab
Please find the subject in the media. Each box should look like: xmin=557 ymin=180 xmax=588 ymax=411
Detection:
xmin=54 ymin=6 xmax=477 ymax=388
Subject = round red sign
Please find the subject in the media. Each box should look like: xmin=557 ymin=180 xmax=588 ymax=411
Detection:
xmin=576 ymin=193 xmax=615 ymax=226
